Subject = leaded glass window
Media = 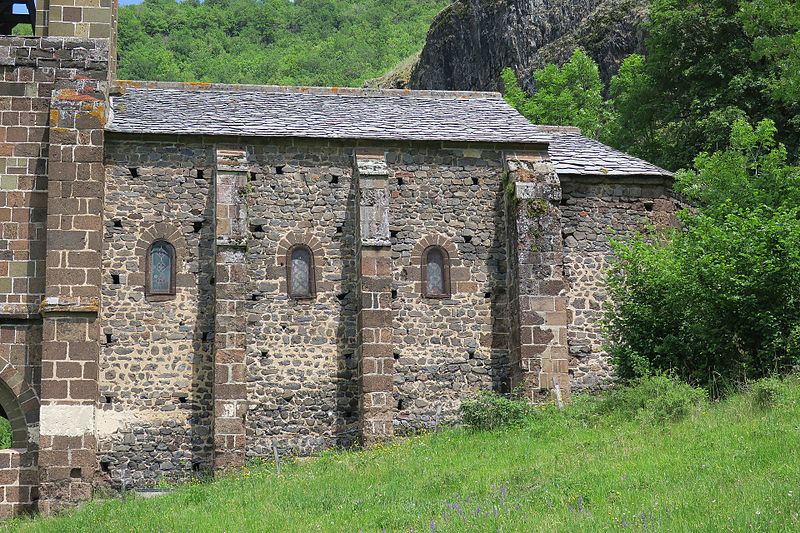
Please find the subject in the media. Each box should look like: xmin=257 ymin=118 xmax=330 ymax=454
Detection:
xmin=288 ymin=245 xmax=315 ymax=298
xmin=423 ymin=246 xmax=450 ymax=298
xmin=148 ymin=240 xmax=175 ymax=295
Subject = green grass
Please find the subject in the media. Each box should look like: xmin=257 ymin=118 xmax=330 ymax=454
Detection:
xmin=7 ymin=381 xmax=800 ymax=532
xmin=0 ymin=417 xmax=10 ymax=450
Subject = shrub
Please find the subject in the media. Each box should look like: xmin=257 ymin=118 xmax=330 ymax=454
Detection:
xmin=605 ymin=120 xmax=800 ymax=396
xmin=459 ymin=390 xmax=532 ymax=431
xmin=597 ymin=375 xmax=707 ymax=423
xmin=750 ymin=376 xmax=787 ymax=410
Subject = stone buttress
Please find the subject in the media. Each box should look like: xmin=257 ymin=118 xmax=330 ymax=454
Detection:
xmin=212 ymin=147 xmax=249 ymax=471
xmin=354 ymin=152 xmax=394 ymax=445
xmin=505 ymin=152 xmax=570 ymax=401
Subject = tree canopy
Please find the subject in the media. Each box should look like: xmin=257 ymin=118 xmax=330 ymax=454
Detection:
xmin=609 ymin=0 xmax=800 ymax=171
xmin=501 ymin=49 xmax=609 ymax=140
xmin=605 ymin=120 xmax=800 ymax=394
xmin=116 ymin=0 xmax=449 ymax=87
xmin=504 ymin=0 xmax=800 ymax=172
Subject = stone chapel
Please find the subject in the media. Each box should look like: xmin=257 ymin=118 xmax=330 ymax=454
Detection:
xmin=0 ymin=0 xmax=677 ymax=516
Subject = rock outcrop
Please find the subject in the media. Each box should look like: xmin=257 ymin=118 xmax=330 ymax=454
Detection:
xmin=405 ymin=0 xmax=649 ymax=92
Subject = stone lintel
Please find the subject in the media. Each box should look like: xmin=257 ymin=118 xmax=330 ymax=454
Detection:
xmin=39 ymin=297 xmax=100 ymax=316
xmin=0 ymin=303 xmax=42 ymax=320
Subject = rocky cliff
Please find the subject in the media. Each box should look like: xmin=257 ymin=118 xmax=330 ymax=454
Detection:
xmin=387 ymin=0 xmax=649 ymax=92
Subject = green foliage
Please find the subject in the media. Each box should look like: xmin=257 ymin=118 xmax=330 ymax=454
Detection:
xmin=458 ymin=390 xmax=532 ymax=430
xmin=741 ymin=0 xmax=800 ymax=106
xmin=605 ymin=119 xmax=800 ymax=395
xmin=10 ymin=382 xmax=800 ymax=531
xmin=501 ymin=49 xmax=609 ymax=139
xmin=605 ymin=0 xmax=800 ymax=171
xmin=0 ymin=417 xmax=10 ymax=450
xmin=605 ymin=54 xmax=656 ymax=155
xmin=11 ymin=24 xmax=33 ymax=36
xmin=117 ymin=0 xmax=449 ymax=86
xmin=749 ymin=376 xmax=786 ymax=410
xmin=596 ymin=374 xmax=707 ymax=423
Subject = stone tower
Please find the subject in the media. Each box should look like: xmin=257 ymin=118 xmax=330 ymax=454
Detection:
xmin=0 ymin=0 xmax=116 ymax=516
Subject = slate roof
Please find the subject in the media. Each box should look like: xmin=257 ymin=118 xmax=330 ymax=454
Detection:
xmin=106 ymin=82 xmax=672 ymax=178
xmin=540 ymin=127 xmax=672 ymax=177
xmin=107 ymin=82 xmax=551 ymax=145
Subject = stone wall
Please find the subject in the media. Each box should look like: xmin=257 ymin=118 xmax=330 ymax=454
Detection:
xmin=560 ymin=176 xmax=679 ymax=391
xmin=388 ymin=147 xmax=508 ymax=433
xmin=37 ymin=0 xmax=116 ymax=41
xmin=91 ymin=133 xmax=680 ymax=484
xmin=0 ymin=37 xmax=107 ymax=320
xmin=96 ymin=136 xmax=523 ymax=468
xmin=0 ymin=449 xmax=37 ymax=518
xmin=98 ymin=138 xmax=214 ymax=488
xmin=0 ymin=35 xmax=111 ymax=515
xmin=243 ymin=141 xmax=360 ymax=458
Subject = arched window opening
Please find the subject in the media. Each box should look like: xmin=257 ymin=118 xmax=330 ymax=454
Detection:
xmin=147 ymin=240 xmax=176 ymax=296
xmin=0 ymin=1 xmax=36 ymax=36
xmin=422 ymin=245 xmax=450 ymax=298
xmin=287 ymin=245 xmax=315 ymax=299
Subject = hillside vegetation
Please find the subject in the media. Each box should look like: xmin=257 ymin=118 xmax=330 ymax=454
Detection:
xmin=8 ymin=377 xmax=800 ymax=532
xmin=116 ymin=0 xmax=450 ymax=86
xmin=502 ymin=0 xmax=800 ymax=171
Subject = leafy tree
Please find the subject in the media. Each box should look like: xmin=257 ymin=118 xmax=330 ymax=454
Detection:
xmin=607 ymin=0 xmax=800 ymax=171
xmin=605 ymin=54 xmax=657 ymax=157
xmin=740 ymin=0 xmax=800 ymax=108
xmin=116 ymin=0 xmax=449 ymax=87
xmin=501 ymin=49 xmax=609 ymax=139
xmin=605 ymin=120 xmax=800 ymax=395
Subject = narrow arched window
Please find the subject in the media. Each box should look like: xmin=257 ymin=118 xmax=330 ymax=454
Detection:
xmin=422 ymin=245 xmax=450 ymax=298
xmin=147 ymin=240 xmax=176 ymax=296
xmin=287 ymin=245 xmax=315 ymax=299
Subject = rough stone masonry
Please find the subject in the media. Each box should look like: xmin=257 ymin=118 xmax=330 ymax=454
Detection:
xmin=0 ymin=0 xmax=679 ymax=518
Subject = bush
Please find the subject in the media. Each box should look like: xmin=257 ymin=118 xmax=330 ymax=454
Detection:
xmin=596 ymin=375 xmax=707 ymax=424
xmin=459 ymin=390 xmax=532 ymax=431
xmin=605 ymin=120 xmax=800 ymax=396
xmin=750 ymin=376 xmax=787 ymax=410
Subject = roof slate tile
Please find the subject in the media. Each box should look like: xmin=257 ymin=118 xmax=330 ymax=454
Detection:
xmin=106 ymin=82 xmax=671 ymax=178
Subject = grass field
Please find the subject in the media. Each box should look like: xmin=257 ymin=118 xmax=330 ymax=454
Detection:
xmin=6 ymin=380 xmax=800 ymax=532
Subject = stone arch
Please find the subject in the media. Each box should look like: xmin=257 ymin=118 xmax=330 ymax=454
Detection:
xmin=0 ymin=357 xmax=39 ymax=516
xmin=409 ymin=234 xmax=461 ymax=296
xmin=133 ymin=223 xmax=190 ymax=299
xmin=276 ymin=233 xmax=325 ymax=296
xmin=0 ymin=357 xmax=40 ymax=449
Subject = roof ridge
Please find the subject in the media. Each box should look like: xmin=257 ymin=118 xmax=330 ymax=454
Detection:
xmin=111 ymin=80 xmax=502 ymax=100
